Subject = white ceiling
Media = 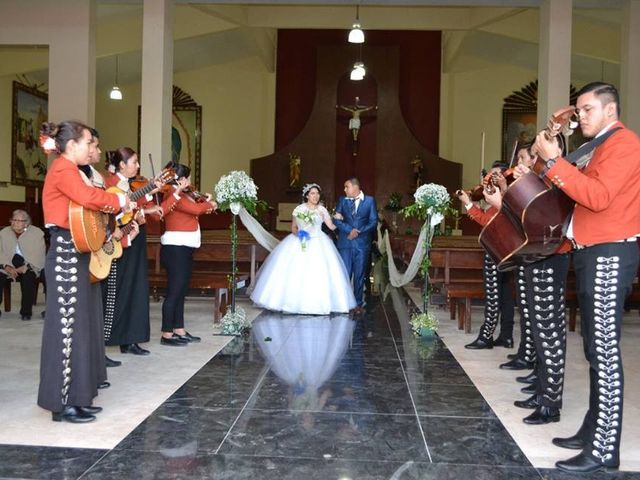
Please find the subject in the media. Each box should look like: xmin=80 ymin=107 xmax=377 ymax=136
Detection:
xmin=2 ymin=1 xmax=625 ymax=90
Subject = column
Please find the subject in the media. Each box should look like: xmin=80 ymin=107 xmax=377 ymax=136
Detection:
xmin=140 ymin=0 xmax=174 ymax=176
xmin=621 ymin=0 xmax=640 ymax=132
xmin=537 ymin=0 xmax=572 ymax=131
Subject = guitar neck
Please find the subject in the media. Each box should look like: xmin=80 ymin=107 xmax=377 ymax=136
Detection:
xmin=120 ymin=221 xmax=136 ymax=236
xmin=129 ymin=182 xmax=156 ymax=202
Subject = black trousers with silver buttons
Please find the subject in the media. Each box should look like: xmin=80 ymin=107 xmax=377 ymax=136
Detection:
xmin=523 ymin=253 xmax=569 ymax=409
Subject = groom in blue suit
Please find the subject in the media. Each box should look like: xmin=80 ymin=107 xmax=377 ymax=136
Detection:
xmin=334 ymin=177 xmax=378 ymax=312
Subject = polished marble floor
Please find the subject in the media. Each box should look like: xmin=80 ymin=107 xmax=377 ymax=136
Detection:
xmin=2 ymin=288 xmax=640 ymax=479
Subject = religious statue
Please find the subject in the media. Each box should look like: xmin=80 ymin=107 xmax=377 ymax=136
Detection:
xmin=411 ymin=155 xmax=423 ymax=191
xmin=336 ymin=96 xmax=377 ymax=155
xmin=289 ymin=153 xmax=301 ymax=188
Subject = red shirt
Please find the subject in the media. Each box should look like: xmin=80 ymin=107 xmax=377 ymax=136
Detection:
xmin=467 ymin=205 xmax=498 ymax=227
xmin=43 ymin=156 xmax=121 ymax=229
xmin=161 ymin=191 xmax=214 ymax=232
xmin=546 ymin=121 xmax=640 ymax=245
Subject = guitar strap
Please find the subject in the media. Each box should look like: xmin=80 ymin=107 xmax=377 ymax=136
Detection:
xmin=565 ymin=127 xmax=622 ymax=169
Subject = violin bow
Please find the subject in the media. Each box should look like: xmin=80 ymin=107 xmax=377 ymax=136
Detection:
xmin=508 ymin=139 xmax=519 ymax=169
xmin=148 ymin=153 xmax=163 ymax=220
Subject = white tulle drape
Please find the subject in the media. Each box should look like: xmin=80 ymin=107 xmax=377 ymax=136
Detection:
xmin=381 ymin=212 xmax=442 ymax=288
xmin=237 ymin=207 xmax=279 ymax=252
xmin=237 ymin=205 xmax=439 ymax=289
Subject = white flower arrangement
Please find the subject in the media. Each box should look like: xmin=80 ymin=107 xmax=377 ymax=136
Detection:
xmin=402 ymin=183 xmax=451 ymax=225
xmin=220 ymin=306 xmax=251 ymax=336
xmin=215 ymin=170 xmax=261 ymax=215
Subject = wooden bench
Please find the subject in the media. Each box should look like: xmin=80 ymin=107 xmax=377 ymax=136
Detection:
xmin=446 ymin=283 xmax=486 ymax=333
xmin=146 ymin=231 xmax=269 ymax=322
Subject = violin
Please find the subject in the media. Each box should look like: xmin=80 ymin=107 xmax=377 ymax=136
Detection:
xmin=456 ymin=169 xmax=500 ymax=202
xmin=107 ymin=167 xmax=174 ymax=226
xmin=161 ymin=179 xmax=210 ymax=203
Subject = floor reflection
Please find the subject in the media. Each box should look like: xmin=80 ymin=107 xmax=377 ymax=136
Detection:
xmin=252 ymin=312 xmax=354 ymax=425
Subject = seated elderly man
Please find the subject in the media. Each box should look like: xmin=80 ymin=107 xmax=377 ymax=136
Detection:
xmin=0 ymin=210 xmax=45 ymax=320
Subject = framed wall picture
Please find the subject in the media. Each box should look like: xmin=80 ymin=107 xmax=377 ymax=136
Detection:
xmin=11 ymin=81 xmax=48 ymax=186
xmin=137 ymin=86 xmax=202 ymax=190
xmin=502 ymin=110 xmax=537 ymax=164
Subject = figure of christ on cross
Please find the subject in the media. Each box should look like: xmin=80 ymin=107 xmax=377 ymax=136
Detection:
xmin=336 ymin=96 xmax=377 ymax=155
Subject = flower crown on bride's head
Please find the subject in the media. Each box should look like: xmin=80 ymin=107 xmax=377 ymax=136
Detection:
xmin=302 ymin=183 xmax=321 ymax=196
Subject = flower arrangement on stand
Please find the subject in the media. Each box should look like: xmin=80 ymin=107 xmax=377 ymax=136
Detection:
xmin=401 ymin=183 xmax=451 ymax=335
xmin=214 ymin=170 xmax=265 ymax=335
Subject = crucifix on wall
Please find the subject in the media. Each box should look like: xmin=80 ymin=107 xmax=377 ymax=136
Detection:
xmin=336 ymin=96 xmax=377 ymax=156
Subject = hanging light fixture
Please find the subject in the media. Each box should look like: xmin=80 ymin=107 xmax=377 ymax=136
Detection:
xmin=348 ymin=5 xmax=365 ymax=44
xmin=350 ymin=61 xmax=366 ymax=81
xmin=350 ymin=44 xmax=366 ymax=81
xmin=109 ymin=56 xmax=123 ymax=100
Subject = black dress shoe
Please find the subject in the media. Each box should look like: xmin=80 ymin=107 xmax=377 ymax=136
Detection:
xmin=21 ymin=314 xmax=32 ymax=320
xmin=41 ymin=311 xmax=46 ymax=318
xmin=520 ymin=383 xmax=537 ymax=394
xmin=514 ymin=394 xmax=540 ymax=409
xmin=493 ymin=337 xmax=514 ymax=348
xmin=52 ymin=406 xmax=96 ymax=423
xmin=464 ymin=337 xmax=493 ymax=349
xmin=160 ymin=336 xmax=188 ymax=347
xmin=552 ymin=434 xmax=587 ymax=450
xmin=120 ymin=344 xmax=150 ymax=355
xmin=78 ymin=406 xmax=103 ymax=414
xmin=523 ymin=406 xmax=560 ymax=425
xmin=174 ymin=332 xmax=201 ymax=343
xmin=506 ymin=353 xmax=518 ymax=360
xmin=556 ymin=453 xmax=618 ymax=473
xmin=499 ymin=358 xmax=534 ymax=370
xmin=97 ymin=381 xmax=110 ymax=390
xmin=105 ymin=356 xmax=121 ymax=368
xmin=516 ymin=371 xmax=538 ymax=384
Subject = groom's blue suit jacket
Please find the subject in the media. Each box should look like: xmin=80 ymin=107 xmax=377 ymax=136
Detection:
xmin=334 ymin=195 xmax=378 ymax=251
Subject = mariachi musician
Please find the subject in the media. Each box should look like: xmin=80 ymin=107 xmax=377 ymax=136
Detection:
xmin=531 ymin=82 xmax=640 ymax=474
xmin=103 ymin=147 xmax=163 ymax=357
xmin=481 ymin=147 xmax=570 ymax=428
xmin=37 ymin=120 xmax=134 ymax=424
xmin=457 ymin=161 xmax=515 ymax=351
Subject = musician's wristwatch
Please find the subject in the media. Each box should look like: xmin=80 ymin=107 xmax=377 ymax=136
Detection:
xmin=545 ymin=157 xmax=558 ymax=169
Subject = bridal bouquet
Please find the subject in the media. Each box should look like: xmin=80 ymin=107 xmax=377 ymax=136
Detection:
xmin=294 ymin=210 xmax=315 ymax=225
xmin=215 ymin=170 xmax=261 ymax=215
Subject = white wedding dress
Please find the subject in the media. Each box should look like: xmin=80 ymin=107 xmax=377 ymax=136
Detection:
xmin=250 ymin=204 xmax=357 ymax=314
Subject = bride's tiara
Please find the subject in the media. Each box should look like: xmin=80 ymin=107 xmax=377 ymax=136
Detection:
xmin=302 ymin=183 xmax=321 ymax=196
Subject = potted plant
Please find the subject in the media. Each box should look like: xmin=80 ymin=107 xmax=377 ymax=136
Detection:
xmin=384 ymin=192 xmax=403 ymax=233
xmin=409 ymin=311 xmax=439 ymax=337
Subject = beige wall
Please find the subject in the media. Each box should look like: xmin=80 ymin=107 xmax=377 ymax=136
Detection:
xmin=95 ymin=56 xmax=275 ymax=192
xmin=439 ymin=65 xmax=537 ymax=190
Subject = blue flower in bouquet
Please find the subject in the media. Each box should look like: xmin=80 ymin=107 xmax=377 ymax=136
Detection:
xmin=297 ymin=230 xmax=310 ymax=251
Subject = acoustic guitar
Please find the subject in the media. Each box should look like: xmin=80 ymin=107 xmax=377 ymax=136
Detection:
xmin=68 ymin=168 xmax=174 ymax=253
xmin=89 ymin=221 xmax=136 ymax=282
xmin=479 ymin=106 xmax=577 ymax=271
xmin=69 ymin=202 xmax=112 ymax=253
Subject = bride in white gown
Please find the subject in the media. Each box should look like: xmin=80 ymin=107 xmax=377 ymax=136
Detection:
xmin=250 ymin=183 xmax=357 ymax=314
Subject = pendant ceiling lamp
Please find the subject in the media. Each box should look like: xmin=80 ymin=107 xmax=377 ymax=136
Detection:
xmin=348 ymin=5 xmax=365 ymax=44
xmin=109 ymin=56 xmax=123 ymax=100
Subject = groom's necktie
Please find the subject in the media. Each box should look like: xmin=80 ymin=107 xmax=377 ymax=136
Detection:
xmin=349 ymin=198 xmax=356 ymax=216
